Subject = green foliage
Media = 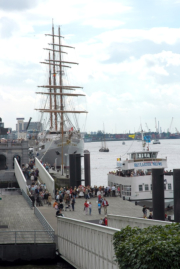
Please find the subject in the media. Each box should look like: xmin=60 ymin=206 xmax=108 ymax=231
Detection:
xmin=113 ymin=224 xmax=180 ymax=269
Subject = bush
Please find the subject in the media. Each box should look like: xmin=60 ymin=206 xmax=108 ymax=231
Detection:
xmin=113 ymin=224 xmax=180 ymax=269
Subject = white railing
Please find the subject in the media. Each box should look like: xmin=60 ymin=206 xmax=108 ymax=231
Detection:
xmin=14 ymin=158 xmax=28 ymax=194
xmin=35 ymin=158 xmax=55 ymax=198
xmin=108 ymin=214 xmax=171 ymax=229
xmin=57 ymin=217 xmax=119 ymax=269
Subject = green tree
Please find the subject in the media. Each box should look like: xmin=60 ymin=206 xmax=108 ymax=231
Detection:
xmin=113 ymin=224 xmax=180 ymax=269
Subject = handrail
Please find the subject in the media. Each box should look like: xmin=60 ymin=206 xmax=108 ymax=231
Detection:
xmin=34 ymin=206 xmax=54 ymax=241
xmin=22 ymin=189 xmax=33 ymax=209
xmin=0 ymin=230 xmax=54 ymax=244
xmin=22 ymin=191 xmax=54 ymax=241
xmin=14 ymin=158 xmax=28 ymax=194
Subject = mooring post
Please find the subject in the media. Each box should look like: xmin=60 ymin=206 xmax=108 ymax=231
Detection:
xmin=75 ymin=154 xmax=81 ymax=187
xmin=152 ymin=168 xmax=165 ymax=221
xmin=84 ymin=151 xmax=91 ymax=186
xmin=173 ymin=169 xmax=180 ymax=222
xmin=69 ymin=154 xmax=76 ymax=188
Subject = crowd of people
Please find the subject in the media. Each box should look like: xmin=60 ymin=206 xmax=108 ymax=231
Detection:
xmin=109 ymin=169 xmax=152 ymax=177
xmin=21 ymin=160 xmax=122 ymax=226
xmin=110 ymin=169 xmax=174 ymax=177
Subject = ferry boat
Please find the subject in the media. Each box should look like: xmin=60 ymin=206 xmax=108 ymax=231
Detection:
xmin=108 ymin=138 xmax=173 ymax=206
xmin=153 ymin=139 xmax=160 ymax=144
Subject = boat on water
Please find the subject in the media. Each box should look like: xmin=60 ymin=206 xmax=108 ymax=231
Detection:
xmin=33 ymin=23 xmax=88 ymax=168
xmin=84 ymin=138 xmax=92 ymax=143
xmin=99 ymin=147 xmax=109 ymax=152
xmin=99 ymin=136 xmax=109 ymax=152
xmin=108 ymin=133 xmax=173 ymax=206
xmin=153 ymin=139 xmax=161 ymax=144
xmin=99 ymin=125 xmax=109 ymax=152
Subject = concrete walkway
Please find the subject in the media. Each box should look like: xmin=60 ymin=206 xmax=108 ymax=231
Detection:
xmin=0 ymin=190 xmax=53 ymax=244
xmin=38 ymin=196 xmax=143 ymax=234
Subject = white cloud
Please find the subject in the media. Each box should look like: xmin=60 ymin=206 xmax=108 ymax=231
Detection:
xmin=83 ymin=19 xmax=124 ymax=29
xmin=1 ymin=0 xmax=180 ymax=132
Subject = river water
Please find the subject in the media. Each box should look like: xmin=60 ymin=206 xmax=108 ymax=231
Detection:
xmin=3 ymin=139 xmax=179 ymax=268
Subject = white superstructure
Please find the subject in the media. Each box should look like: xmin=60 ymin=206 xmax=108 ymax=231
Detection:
xmin=108 ymin=149 xmax=173 ymax=205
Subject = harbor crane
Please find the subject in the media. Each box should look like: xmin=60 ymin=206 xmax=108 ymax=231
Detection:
xmin=169 ymin=117 xmax=173 ymax=133
xmin=175 ymin=127 xmax=179 ymax=134
xmin=26 ymin=117 xmax=32 ymax=131
xmin=145 ymin=123 xmax=150 ymax=132
xmin=155 ymin=118 xmax=158 ymax=133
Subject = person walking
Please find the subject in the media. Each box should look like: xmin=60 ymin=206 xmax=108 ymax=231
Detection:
xmin=71 ymin=196 xmax=75 ymax=211
xmin=89 ymin=202 xmax=92 ymax=215
xmin=47 ymin=193 xmax=52 ymax=206
xmin=112 ymin=185 xmax=116 ymax=197
xmin=84 ymin=200 xmax=89 ymax=215
xmin=98 ymin=201 xmax=101 ymax=214
xmin=142 ymin=205 xmax=147 ymax=218
xmin=102 ymin=198 xmax=109 ymax=215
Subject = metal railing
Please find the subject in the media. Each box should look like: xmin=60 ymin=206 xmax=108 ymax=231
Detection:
xmin=0 ymin=230 xmax=54 ymax=244
xmin=22 ymin=189 xmax=33 ymax=209
xmin=34 ymin=206 xmax=55 ymax=241
xmin=21 ymin=189 xmax=54 ymax=242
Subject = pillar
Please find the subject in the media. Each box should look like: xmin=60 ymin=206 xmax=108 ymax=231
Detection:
xmin=173 ymin=169 xmax=180 ymax=222
xmin=84 ymin=151 xmax=91 ymax=186
xmin=152 ymin=168 xmax=165 ymax=221
xmin=69 ymin=154 xmax=82 ymax=188
xmin=69 ymin=154 xmax=76 ymax=188
xmin=76 ymin=154 xmax=81 ymax=187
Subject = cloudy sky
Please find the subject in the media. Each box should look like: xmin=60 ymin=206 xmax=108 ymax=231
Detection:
xmin=0 ymin=0 xmax=180 ymax=133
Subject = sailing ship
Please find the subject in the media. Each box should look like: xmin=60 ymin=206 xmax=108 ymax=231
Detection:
xmin=34 ymin=22 xmax=88 ymax=169
xmin=99 ymin=125 xmax=109 ymax=152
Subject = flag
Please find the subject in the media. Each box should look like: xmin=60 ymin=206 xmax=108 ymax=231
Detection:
xmin=69 ymin=127 xmax=73 ymax=131
xmin=129 ymin=134 xmax=135 ymax=139
xmin=144 ymin=135 xmax=151 ymax=143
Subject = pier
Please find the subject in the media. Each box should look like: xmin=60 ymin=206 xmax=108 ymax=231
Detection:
xmin=0 ymin=157 xmax=174 ymax=268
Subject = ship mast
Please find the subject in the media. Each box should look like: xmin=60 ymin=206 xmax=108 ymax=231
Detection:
xmin=59 ymin=26 xmax=64 ymax=174
xmin=48 ymin=52 xmax=53 ymax=128
xmin=35 ymin=23 xmax=88 ymax=174
xmin=52 ymin=23 xmax=57 ymax=131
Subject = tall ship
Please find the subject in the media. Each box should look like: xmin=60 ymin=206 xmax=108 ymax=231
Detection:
xmin=99 ymin=125 xmax=109 ymax=152
xmin=33 ymin=23 xmax=88 ymax=168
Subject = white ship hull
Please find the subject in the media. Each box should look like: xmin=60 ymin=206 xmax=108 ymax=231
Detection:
xmin=34 ymin=133 xmax=84 ymax=166
xmin=108 ymin=173 xmax=174 ymax=206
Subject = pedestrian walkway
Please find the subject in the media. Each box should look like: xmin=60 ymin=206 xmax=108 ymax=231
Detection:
xmin=0 ymin=192 xmax=53 ymax=243
xmin=38 ymin=196 xmax=143 ymax=234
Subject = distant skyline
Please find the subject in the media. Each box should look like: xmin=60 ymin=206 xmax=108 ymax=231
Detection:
xmin=1 ymin=0 xmax=180 ymax=133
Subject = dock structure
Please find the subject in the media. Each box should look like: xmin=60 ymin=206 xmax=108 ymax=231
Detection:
xmin=0 ymin=189 xmax=56 ymax=263
xmin=38 ymin=196 xmax=143 ymax=233
xmin=1 ymin=155 xmax=172 ymax=268
xmin=0 ymin=157 xmax=56 ymax=263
